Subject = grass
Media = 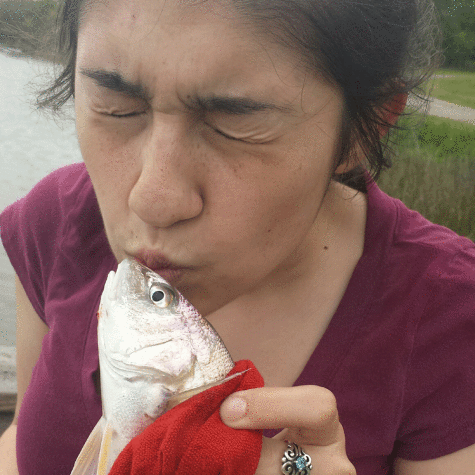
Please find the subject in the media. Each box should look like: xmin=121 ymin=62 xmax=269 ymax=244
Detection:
xmin=378 ymin=113 xmax=475 ymax=241
xmin=381 ymin=79 xmax=475 ymax=242
xmin=378 ymin=151 xmax=475 ymax=241
xmin=397 ymin=115 xmax=475 ymax=161
xmin=427 ymin=70 xmax=475 ymax=109
xmin=436 ymin=68 xmax=474 ymax=77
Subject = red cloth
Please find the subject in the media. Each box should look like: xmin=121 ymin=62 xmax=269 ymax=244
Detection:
xmin=108 ymin=360 xmax=264 ymax=475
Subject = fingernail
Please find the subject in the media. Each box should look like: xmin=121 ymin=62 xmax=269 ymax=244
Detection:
xmin=221 ymin=396 xmax=247 ymax=422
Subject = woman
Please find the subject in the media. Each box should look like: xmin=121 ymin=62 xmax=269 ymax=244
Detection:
xmin=1 ymin=0 xmax=474 ymax=473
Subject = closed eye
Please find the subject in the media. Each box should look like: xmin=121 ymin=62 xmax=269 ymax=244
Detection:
xmin=211 ymin=126 xmax=275 ymax=145
xmin=213 ymin=127 xmax=241 ymax=142
xmin=107 ymin=111 xmax=147 ymax=118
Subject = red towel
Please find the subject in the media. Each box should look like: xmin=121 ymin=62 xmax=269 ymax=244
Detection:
xmin=108 ymin=360 xmax=264 ymax=475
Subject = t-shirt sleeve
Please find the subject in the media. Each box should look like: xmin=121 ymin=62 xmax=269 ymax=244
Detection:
xmin=0 ymin=164 xmax=83 ymax=325
xmin=395 ymin=242 xmax=475 ymax=460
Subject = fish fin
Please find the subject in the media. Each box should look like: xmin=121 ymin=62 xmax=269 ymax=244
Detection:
xmin=70 ymin=417 xmax=105 ymax=475
xmin=97 ymin=420 xmax=115 ymax=475
xmin=220 ymin=369 xmax=250 ymax=382
xmin=167 ymin=370 xmax=250 ymax=410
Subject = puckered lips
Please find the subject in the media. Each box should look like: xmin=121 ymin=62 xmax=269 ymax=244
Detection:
xmin=134 ymin=250 xmax=187 ymax=283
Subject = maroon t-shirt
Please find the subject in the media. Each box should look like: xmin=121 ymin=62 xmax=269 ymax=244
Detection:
xmin=1 ymin=163 xmax=475 ymax=475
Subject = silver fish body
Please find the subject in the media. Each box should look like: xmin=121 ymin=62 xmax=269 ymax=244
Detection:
xmin=71 ymin=258 xmax=234 ymax=475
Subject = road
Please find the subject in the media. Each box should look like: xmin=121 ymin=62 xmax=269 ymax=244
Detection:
xmin=424 ymin=96 xmax=475 ymax=125
xmin=408 ymin=75 xmax=475 ymax=125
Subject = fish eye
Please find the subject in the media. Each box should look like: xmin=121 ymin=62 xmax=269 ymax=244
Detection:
xmin=149 ymin=284 xmax=174 ymax=308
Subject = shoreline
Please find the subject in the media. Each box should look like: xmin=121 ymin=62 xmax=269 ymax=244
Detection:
xmin=0 ymin=41 xmax=63 ymax=64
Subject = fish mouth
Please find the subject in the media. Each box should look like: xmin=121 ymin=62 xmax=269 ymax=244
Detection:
xmin=104 ymin=339 xmax=177 ymax=375
xmin=105 ymin=352 xmax=170 ymax=378
xmin=126 ymin=340 xmax=174 ymax=356
xmin=102 ymin=259 xmax=142 ymax=302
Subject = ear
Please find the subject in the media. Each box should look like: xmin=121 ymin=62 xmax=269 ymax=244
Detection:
xmin=333 ymin=92 xmax=408 ymax=175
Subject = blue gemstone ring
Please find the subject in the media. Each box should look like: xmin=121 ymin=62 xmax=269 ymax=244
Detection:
xmin=281 ymin=442 xmax=313 ymax=474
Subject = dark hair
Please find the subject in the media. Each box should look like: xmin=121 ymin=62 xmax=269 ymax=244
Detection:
xmin=37 ymin=0 xmax=443 ymax=188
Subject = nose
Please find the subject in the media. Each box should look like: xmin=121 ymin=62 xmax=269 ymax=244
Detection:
xmin=129 ymin=121 xmax=203 ymax=228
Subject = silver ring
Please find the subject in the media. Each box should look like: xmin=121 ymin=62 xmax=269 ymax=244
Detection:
xmin=281 ymin=442 xmax=312 ymax=474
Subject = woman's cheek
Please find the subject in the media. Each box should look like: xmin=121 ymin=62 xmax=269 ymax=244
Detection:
xmin=81 ymin=120 xmax=142 ymax=181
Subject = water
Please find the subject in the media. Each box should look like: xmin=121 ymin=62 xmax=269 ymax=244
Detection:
xmin=0 ymin=50 xmax=81 ymax=346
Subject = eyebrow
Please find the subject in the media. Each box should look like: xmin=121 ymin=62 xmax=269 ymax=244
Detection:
xmin=192 ymin=95 xmax=293 ymax=115
xmin=79 ymin=68 xmax=152 ymax=101
xmin=79 ymin=67 xmax=293 ymax=115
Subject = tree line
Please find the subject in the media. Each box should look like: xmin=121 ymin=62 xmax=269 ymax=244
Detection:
xmin=0 ymin=0 xmax=59 ymax=60
xmin=0 ymin=0 xmax=474 ymax=70
xmin=435 ymin=0 xmax=475 ymax=70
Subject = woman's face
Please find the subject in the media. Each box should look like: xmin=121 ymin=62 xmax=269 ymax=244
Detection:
xmin=75 ymin=0 xmax=347 ymax=315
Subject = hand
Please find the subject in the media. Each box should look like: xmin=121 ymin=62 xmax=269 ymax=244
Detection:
xmin=220 ymin=386 xmax=356 ymax=475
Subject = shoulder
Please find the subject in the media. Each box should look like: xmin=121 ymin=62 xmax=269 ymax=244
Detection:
xmin=391 ymin=195 xmax=475 ymax=300
xmin=365 ymin=177 xmax=475 ymax=290
xmin=383 ymin=203 xmax=475 ymax=460
xmin=378 ymin=186 xmax=475 ymax=331
xmin=0 ymin=163 xmax=101 ymax=321
xmin=393 ymin=194 xmax=474 ymax=262
xmin=1 ymin=162 xmax=93 ymax=232
xmin=365 ymin=178 xmax=475 ymax=375
xmin=1 ymin=163 xmax=97 ymax=264
xmin=24 ymin=162 xmax=93 ymax=216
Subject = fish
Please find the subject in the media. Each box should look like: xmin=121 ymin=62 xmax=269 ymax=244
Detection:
xmin=70 ymin=258 xmax=235 ymax=475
